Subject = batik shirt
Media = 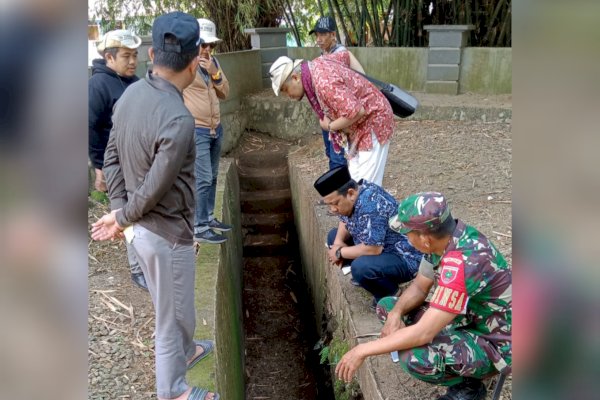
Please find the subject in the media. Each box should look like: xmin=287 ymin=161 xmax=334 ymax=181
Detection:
xmin=309 ymin=52 xmax=394 ymax=152
xmin=423 ymin=220 xmax=512 ymax=374
xmin=340 ymin=182 xmax=422 ymax=273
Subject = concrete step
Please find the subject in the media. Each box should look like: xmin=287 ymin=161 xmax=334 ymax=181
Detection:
xmin=239 ymin=170 xmax=289 ymax=191
xmin=242 ymin=212 xmax=293 ymax=234
xmin=243 ymin=233 xmax=290 ymax=257
xmin=241 ymin=189 xmax=291 ymax=214
xmin=236 ymin=148 xmax=289 ymax=169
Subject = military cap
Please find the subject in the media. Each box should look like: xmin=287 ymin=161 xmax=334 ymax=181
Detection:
xmin=389 ymin=192 xmax=451 ymax=234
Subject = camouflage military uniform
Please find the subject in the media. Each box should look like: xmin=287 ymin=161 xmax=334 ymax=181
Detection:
xmin=378 ymin=219 xmax=512 ymax=386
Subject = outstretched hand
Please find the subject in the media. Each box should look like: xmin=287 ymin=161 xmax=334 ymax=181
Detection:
xmin=91 ymin=209 xmax=124 ymax=241
xmin=335 ymin=344 xmax=366 ymax=383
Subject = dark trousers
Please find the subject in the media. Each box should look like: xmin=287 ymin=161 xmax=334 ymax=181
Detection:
xmin=322 ymin=129 xmax=347 ymax=170
xmin=327 ymin=228 xmax=415 ymax=301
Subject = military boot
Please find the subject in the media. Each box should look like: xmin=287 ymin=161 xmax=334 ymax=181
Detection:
xmin=437 ymin=378 xmax=487 ymax=400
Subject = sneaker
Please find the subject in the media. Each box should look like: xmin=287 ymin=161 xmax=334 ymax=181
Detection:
xmin=194 ymin=229 xmax=227 ymax=244
xmin=131 ymin=272 xmax=149 ymax=291
xmin=350 ymin=278 xmax=360 ymax=287
xmin=437 ymin=378 xmax=487 ymax=400
xmin=208 ymin=218 xmax=232 ymax=232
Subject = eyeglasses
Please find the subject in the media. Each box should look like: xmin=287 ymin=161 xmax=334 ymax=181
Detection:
xmin=201 ymin=43 xmax=217 ymax=49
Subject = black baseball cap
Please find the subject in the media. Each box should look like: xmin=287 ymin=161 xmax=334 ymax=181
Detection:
xmin=152 ymin=11 xmax=202 ymax=53
xmin=309 ymin=16 xmax=337 ymax=34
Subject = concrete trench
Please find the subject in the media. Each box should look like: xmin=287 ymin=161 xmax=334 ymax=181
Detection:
xmin=235 ymin=133 xmax=336 ymax=399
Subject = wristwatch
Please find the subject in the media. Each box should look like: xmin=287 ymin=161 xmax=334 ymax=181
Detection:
xmin=211 ymin=70 xmax=222 ymax=80
xmin=335 ymin=247 xmax=342 ymax=259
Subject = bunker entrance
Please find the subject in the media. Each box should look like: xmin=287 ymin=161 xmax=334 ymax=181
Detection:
xmin=234 ymin=131 xmax=334 ymax=399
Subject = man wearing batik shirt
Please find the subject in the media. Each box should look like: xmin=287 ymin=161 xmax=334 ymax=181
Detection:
xmin=313 ymin=166 xmax=422 ymax=310
xmin=334 ymin=192 xmax=511 ymax=400
xmin=309 ymin=15 xmax=365 ymax=170
xmin=270 ymin=55 xmax=393 ymax=186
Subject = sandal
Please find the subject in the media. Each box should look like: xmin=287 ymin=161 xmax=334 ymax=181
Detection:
xmin=187 ymin=340 xmax=214 ymax=370
xmin=188 ymin=387 xmax=220 ymax=400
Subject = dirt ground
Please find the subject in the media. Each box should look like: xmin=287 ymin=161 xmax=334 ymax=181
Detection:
xmin=88 ymin=119 xmax=511 ymax=399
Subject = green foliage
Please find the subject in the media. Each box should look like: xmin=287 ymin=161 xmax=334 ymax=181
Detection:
xmin=89 ymin=0 xmax=511 ymax=50
xmin=319 ymin=345 xmax=330 ymax=364
xmin=90 ymin=190 xmax=109 ymax=205
xmin=317 ymin=337 xmax=347 ymax=366
xmin=334 ymin=378 xmax=361 ymax=400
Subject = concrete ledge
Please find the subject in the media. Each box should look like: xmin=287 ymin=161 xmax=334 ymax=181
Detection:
xmin=242 ymin=90 xmax=512 ymax=130
xmin=188 ymin=159 xmax=245 ymax=400
xmin=242 ymin=92 xmax=320 ymax=141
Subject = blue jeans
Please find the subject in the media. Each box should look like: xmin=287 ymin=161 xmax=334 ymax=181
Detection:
xmin=194 ymin=124 xmax=223 ymax=233
xmin=327 ymin=228 xmax=415 ymax=301
xmin=322 ymin=129 xmax=347 ymax=170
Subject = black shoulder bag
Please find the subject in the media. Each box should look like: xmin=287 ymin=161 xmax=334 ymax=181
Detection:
xmin=358 ymin=72 xmax=419 ymax=118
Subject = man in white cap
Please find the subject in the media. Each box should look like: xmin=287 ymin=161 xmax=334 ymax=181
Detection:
xmin=309 ymin=16 xmax=364 ymax=171
xmin=183 ymin=18 xmax=232 ymax=245
xmin=89 ymin=29 xmax=142 ymax=193
xmin=269 ymin=55 xmax=393 ymax=186
xmin=89 ymin=29 xmax=148 ymax=290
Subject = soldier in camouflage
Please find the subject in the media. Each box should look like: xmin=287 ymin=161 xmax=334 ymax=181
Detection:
xmin=335 ymin=192 xmax=511 ymax=400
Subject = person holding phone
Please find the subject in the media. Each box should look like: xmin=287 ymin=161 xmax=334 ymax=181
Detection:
xmin=183 ymin=18 xmax=231 ymax=244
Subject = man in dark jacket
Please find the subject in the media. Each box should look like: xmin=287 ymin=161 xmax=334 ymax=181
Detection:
xmin=89 ymin=29 xmax=141 ymax=192
xmin=88 ymin=29 xmax=148 ymax=290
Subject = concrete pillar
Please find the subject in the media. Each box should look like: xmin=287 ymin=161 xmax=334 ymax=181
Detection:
xmin=244 ymin=28 xmax=290 ymax=89
xmin=424 ymin=25 xmax=473 ymax=95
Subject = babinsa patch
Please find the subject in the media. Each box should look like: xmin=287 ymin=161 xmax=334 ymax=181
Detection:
xmin=431 ymin=251 xmax=468 ymax=314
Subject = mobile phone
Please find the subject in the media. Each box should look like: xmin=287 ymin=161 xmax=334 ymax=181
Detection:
xmin=390 ymin=351 xmax=399 ymax=363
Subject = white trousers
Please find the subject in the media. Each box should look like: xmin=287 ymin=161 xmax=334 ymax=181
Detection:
xmin=347 ymin=131 xmax=390 ymax=186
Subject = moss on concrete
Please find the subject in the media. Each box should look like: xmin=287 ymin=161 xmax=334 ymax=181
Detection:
xmin=460 ymin=48 xmax=512 ymax=94
xmin=186 ymin=159 xmax=245 ymax=400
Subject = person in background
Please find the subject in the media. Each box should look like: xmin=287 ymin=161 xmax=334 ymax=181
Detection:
xmin=88 ymin=29 xmax=148 ymax=290
xmin=309 ymin=16 xmax=365 ymax=171
xmin=183 ymin=18 xmax=232 ymax=244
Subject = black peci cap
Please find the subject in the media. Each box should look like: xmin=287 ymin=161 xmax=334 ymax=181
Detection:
xmin=313 ymin=166 xmax=352 ymax=197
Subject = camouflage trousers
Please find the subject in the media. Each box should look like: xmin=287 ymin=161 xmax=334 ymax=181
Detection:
xmin=377 ymin=297 xmax=498 ymax=386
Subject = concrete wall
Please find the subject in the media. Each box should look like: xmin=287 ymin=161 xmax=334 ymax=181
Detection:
xmin=460 ymin=48 xmax=512 ymax=94
xmin=188 ymin=159 xmax=245 ymax=399
xmin=289 ymin=47 xmax=428 ymax=92
xmin=242 ymin=92 xmax=321 ymax=141
xmin=289 ymin=46 xmax=511 ymax=94
xmin=215 ymin=50 xmax=263 ymax=153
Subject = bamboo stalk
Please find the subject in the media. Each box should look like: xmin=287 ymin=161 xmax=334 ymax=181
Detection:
xmin=332 ymin=0 xmax=352 ymax=46
xmin=339 ymin=0 xmax=359 ymax=45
